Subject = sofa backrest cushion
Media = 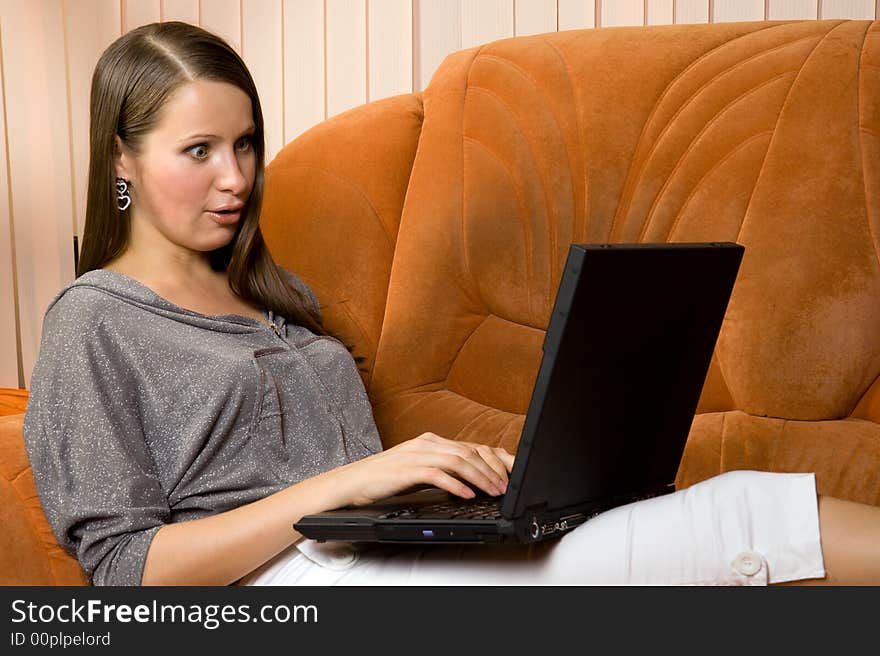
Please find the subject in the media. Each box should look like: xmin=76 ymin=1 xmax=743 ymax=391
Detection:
xmin=368 ymin=20 xmax=880 ymax=449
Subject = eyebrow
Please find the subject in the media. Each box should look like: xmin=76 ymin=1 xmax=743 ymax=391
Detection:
xmin=178 ymin=126 xmax=256 ymax=142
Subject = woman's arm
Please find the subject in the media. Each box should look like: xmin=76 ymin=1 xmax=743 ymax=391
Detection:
xmin=142 ymin=433 xmax=515 ymax=585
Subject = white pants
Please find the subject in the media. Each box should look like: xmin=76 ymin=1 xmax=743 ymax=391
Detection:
xmin=240 ymin=470 xmax=826 ymax=586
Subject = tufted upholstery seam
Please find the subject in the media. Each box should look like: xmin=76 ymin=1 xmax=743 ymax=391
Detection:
xmin=736 ymin=22 xmax=842 ymax=244
xmin=666 ymin=130 xmax=774 ymax=241
xmin=470 ymin=75 xmax=574 ymax=320
xmin=461 ymin=132 xmax=534 ymax=322
xmin=542 ymin=38 xmax=585 ymax=257
xmin=10 ymin=466 xmax=29 ymax=486
xmin=638 ymin=69 xmax=798 ymax=242
xmin=851 ymin=371 xmax=880 ymax=418
xmin=266 ymin=164 xmax=396 ymax=248
xmin=609 ymin=22 xmax=825 ymax=240
xmin=336 ymin=298 xmax=376 ymax=353
xmin=470 ymin=52 xmax=570 ymax=309
xmin=453 ymin=406 xmax=495 ymax=441
xmin=460 ymin=45 xmax=487 ymax=322
xmin=856 ymin=22 xmax=880 ymax=278
xmin=616 ymin=31 xmax=823 ymax=237
xmin=446 ymin=313 xmax=490 ymax=388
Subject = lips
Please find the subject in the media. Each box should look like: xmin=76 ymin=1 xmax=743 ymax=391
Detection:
xmin=206 ymin=204 xmax=244 ymax=225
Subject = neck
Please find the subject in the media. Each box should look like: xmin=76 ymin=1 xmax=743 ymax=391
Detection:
xmin=105 ymin=219 xmax=223 ymax=290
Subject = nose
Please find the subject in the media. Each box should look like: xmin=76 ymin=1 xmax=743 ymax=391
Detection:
xmin=215 ymin=150 xmax=250 ymax=196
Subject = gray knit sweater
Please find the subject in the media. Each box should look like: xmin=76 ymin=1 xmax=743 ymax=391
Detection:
xmin=23 ymin=269 xmax=382 ymax=586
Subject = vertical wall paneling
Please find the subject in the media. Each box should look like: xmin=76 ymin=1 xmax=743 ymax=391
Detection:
xmin=283 ymin=0 xmax=324 ymax=143
xmin=0 ymin=19 xmax=19 ymax=387
xmin=5 ymin=0 xmax=879 ymax=389
xmin=326 ymin=0 xmax=367 ymax=119
xmin=161 ymin=0 xmax=199 ymax=23
xmin=601 ymin=0 xmax=644 ymax=26
xmin=414 ymin=0 xmax=461 ymax=90
xmin=63 ymin=0 xmax=122 ymax=240
xmin=515 ymin=0 xmax=557 ymax=36
xmin=558 ymin=0 xmax=595 ymax=29
xmin=124 ymin=0 xmax=161 ymax=30
xmin=821 ymin=0 xmax=875 ymax=18
xmin=714 ymin=0 xmax=765 ymax=21
xmin=647 ymin=0 xmax=674 ymax=24
xmin=675 ymin=0 xmax=710 ymax=23
xmin=461 ymin=0 xmax=514 ymax=49
xmin=368 ymin=0 xmax=413 ymax=102
xmin=242 ymin=0 xmax=284 ymax=164
xmin=0 ymin=1 xmax=76 ymax=388
xmin=201 ymin=0 xmax=242 ymax=53
xmin=767 ymin=0 xmax=819 ymax=19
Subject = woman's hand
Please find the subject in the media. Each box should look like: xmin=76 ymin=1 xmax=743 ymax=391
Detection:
xmin=332 ymin=432 xmax=516 ymax=507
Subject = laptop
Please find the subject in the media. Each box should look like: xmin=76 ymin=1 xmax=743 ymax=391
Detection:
xmin=295 ymin=242 xmax=745 ymax=545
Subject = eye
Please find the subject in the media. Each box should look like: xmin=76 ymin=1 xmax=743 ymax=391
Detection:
xmin=187 ymin=144 xmax=209 ymax=160
xmin=235 ymin=136 xmax=253 ymax=152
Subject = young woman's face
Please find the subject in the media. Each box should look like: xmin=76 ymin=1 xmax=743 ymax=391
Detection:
xmin=116 ymin=79 xmax=257 ymax=256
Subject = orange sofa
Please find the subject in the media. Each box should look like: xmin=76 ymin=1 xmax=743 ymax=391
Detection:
xmin=2 ymin=19 xmax=878 ymax=585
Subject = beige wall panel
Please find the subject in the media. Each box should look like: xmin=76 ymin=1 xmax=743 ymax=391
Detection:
xmin=461 ymin=0 xmax=513 ymax=49
xmin=326 ymin=0 xmax=367 ymax=118
xmin=768 ymin=0 xmax=819 ymax=19
xmin=414 ymin=0 xmax=461 ymax=90
xmin=515 ymin=0 xmax=556 ymax=35
xmin=368 ymin=0 xmax=412 ymax=101
xmin=201 ymin=0 xmax=242 ymax=52
xmin=821 ymin=0 xmax=875 ymax=18
xmin=0 ymin=26 xmax=20 ymax=388
xmin=63 ymin=0 xmax=121 ymax=239
xmin=558 ymin=0 xmax=595 ymax=30
xmin=283 ymin=0 xmax=324 ymax=142
xmin=161 ymin=0 xmax=199 ymax=23
xmin=124 ymin=0 xmax=160 ymax=30
xmin=242 ymin=0 xmax=283 ymax=164
xmin=714 ymin=0 xmax=765 ymax=21
xmin=601 ymin=0 xmax=643 ymax=26
xmin=647 ymin=0 xmax=674 ymax=24
xmin=0 ymin=1 xmax=76 ymax=387
xmin=676 ymin=0 xmax=709 ymax=23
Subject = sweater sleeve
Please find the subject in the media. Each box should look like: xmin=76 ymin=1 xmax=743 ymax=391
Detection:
xmin=23 ymin=290 xmax=170 ymax=586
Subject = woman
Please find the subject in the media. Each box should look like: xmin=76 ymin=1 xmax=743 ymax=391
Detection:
xmin=23 ymin=22 xmax=880 ymax=587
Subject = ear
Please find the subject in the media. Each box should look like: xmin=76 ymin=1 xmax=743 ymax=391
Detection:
xmin=114 ymin=135 xmax=135 ymax=181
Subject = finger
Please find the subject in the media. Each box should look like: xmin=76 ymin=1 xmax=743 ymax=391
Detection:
xmin=473 ymin=445 xmax=509 ymax=485
xmin=435 ymin=453 xmax=505 ymax=497
xmin=418 ymin=436 xmax=511 ymax=493
xmin=422 ymin=468 xmax=476 ymax=499
xmin=459 ymin=441 xmax=516 ymax=478
xmin=494 ymin=447 xmax=515 ymax=473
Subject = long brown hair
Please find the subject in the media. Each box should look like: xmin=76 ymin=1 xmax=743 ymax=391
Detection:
xmin=79 ymin=21 xmax=327 ymax=337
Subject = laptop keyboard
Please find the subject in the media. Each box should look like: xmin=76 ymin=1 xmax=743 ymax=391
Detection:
xmin=378 ymin=498 xmax=503 ymax=521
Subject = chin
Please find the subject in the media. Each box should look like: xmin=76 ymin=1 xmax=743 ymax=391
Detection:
xmin=195 ymin=231 xmax=238 ymax=253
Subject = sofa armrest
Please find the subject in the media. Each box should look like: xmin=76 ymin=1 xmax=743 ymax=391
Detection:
xmin=261 ymin=93 xmax=424 ymax=390
xmin=0 ymin=414 xmax=88 ymax=585
xmin=0 ymin=388 xmax=28 ymax=416
xmin=676 ymin=411 xmax=880 ymax=506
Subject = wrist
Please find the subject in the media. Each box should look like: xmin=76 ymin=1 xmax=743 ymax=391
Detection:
xmin=314 ymin=461 xmax=358 ymax=510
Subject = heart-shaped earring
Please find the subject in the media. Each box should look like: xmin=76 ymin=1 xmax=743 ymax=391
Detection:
xmin=116 ymin=178 xmax=131 ymax=211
